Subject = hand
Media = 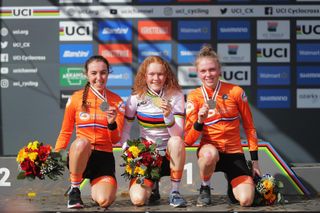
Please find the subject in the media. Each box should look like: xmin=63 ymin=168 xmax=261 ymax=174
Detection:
xmin=106 ymin=106 xmax=117 ymax=124
xmin=160 ymin=99 xmax=172 ymax=117
xmin=198 ymin=103 xmax=209 ymax=123
xmin=251 ymin=160 xmax=262 ymax=177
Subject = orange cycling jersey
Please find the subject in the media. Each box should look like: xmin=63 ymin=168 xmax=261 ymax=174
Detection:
xmin=55 ymin=88 xmax=125 ymax=153
xmin=185 ymin=81 xmax=258 ymax=154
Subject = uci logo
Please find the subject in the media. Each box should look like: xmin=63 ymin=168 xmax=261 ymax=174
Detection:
xmin=65 ymin=26 xmax=90 ymax=36
xmin=223 ymin=70 xmax=248 ymax=81
xmin=261 ymin=48 xmax=288 ymax=58
xmin=300 ymin=25 xmax=320 ymax=35
xmin=12 ymin=9 xmax=32 ymax=16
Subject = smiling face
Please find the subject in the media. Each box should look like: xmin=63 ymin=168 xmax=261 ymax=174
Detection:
xmin=196 ymin=57 xmax=221 ymax=89
xmin=86 ymin=60 xmax=109 ymax=92
xmin=145 ymin=62 xmax=167 ymax=93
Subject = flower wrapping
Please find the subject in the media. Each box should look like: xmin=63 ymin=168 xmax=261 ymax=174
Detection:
xmin=121 ymin=138 xmax=163 ymax=185
xmin=253 ymin=174 xmax=284 ymax=206
xmin=16 ymin=140 xmax=67 ymax=181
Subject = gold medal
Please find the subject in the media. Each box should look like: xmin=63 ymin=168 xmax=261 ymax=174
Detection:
xmin=152 ymin=97 xmax=162 ymax=108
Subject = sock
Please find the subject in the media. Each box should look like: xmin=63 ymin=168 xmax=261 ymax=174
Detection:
xmin=201 ymin=179 xmax=211 ymax=187
xmin=171 ymin=180 xmax=180 ymax=193
xmin=170 ymin=170 xmax=183 ymax=193
xmin=70 ymin=173 xmax=82 ymax=188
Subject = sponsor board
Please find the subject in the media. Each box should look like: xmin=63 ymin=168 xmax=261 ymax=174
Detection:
xmin=257 ymin=43 xmax=290 ymax=63
xmin=257 ymin=20 xmax=290 ymax=40
xmin=177 ymin=20 xmax=211 ymax=40
xmin=297 ymin=88 xmax=320 ymax=108
xmin=217 ymin=20 xmax=251 ymax=40
xmin=59 ymin=21 xmax=93 ymax=41
xmin=60 ymin=44 xmax=92 ymax=64
xmin=60 ymin=90 xmax=75 ymax=108
xmin=98 ymin=20 xmax=132 ymax=41
xmin=297 ymin=66 xmax=320 ymax=85
xmin=60 ymin=67 xmax=86 ymax=87
xmin=296 ymin=20 xmax=320 ymax=40
xmin=107 ymin=66 xmax=133 ymax=87
xmin=177 ymin=66 xmax=201 ymax=86
xmin=138 ymin=20 xmax=171 ymax=41
xmin=218 ymin=43 xmax=251 ymax=63
xmin=221 ymin=66 xmax=251 ymax=86
xmin=1 ymin=6 xmax=320 ymax=19
xmin=99 ymin=44 xmax=132 ymax=64
xmin=138 ymin=43 xmax=172 ymax=62
xmin=257 ymin=66 xmax=290 ymax=85
xmin=177 ymin=43 xmax=203 ymax=64
xmin=257 ymin=89 xmax=290 ymax=108
xmin=297 ymin=43 xmax=320 ymax=62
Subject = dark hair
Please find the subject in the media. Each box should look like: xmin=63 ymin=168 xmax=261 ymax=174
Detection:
xmin=81 ymin=55 xmax=110 ymax=112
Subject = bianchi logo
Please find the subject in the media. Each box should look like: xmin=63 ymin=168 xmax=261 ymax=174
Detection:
xmin=63 ymin=50 xmax=89 ymax=57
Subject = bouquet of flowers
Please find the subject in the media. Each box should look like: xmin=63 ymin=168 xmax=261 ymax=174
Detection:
xmin=253 ymin=174 xmax=284 ymax=206
xmin=16 ymin=140 xmax=67 ymax=181
xmin=121 ymin=138 xmax=163 ymax=185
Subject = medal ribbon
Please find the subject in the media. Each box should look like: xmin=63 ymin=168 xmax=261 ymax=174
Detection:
xmin=90 ymin=85 xmax=107 ymax=103
xmin=201 ymin=80 xmax=221 ymax=104
xmin=147 ymin=86 xmax=164 ymax=98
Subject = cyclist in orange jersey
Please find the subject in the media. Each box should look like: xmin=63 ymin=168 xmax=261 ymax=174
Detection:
xmin=185 ymin=44 xmax=261 ymax=207
xmin=55 ymin=55 xmax=125 ymax=209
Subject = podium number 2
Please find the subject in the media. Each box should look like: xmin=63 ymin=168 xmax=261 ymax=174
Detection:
xmin=0 ymin=168 xmax=11 ymax=186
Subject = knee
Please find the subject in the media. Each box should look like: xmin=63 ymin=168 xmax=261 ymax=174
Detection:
xmin=96 ymin=196 xmax=114 ymax=208
xmin=130 ymin=194 xmax=146 ymax=206
xmin=200 ymin=151 xmax=218 ymax=166
xmin=238 ymin=194 xmax=253 ymax=207
xmin=71 ymin=138 xmax=91 ymax=153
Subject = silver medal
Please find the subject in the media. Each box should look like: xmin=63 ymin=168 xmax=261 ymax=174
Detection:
xmin=100 ymin=101 xmax=109 ymax=112
xmin=207 ymin=99 xmax=216 ymax=109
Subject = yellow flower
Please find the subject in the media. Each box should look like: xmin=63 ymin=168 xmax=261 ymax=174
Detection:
xmin=27 ymin=141 xmax=39 ymax=151
xmin=128 ymin=146 xmax=140 ymax=158
xmin=134 ymin=166 xmax=145 ymax=176
xmin=125 ymin=165 xmax=132 ymax=174
xmin=28 ymin=152 xmax=38 ymax=162
xmin=127 ymin=158 xmax=133 ymax=163
xmin=263 ymin=180 xmax=274 ymax=191
xmin=16 ymin=148 xmax=28 ymax=163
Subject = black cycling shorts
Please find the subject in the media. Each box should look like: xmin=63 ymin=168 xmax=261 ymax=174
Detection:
xmin=68 ymin=150 xmax=116 ymax=181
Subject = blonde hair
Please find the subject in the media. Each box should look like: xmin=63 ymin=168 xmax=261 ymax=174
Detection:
xmin=133 ymin=56 xmax=181 ymax=98
xmin=195 ymin=44 xmax=221 ymax=69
